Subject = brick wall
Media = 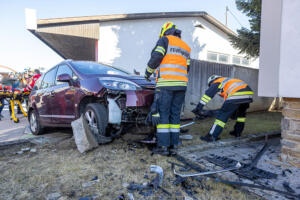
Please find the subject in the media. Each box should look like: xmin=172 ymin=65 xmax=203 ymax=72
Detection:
xmin=281 ymin=98 xmax=300 ymax=167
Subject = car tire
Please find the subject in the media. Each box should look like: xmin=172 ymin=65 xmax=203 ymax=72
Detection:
xmin=83 ymin=103 xmax=109 ymax=143
xmin=29 ymin=109 xmax=44 ymax=135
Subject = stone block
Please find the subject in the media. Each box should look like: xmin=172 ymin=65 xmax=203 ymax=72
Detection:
xmin=283 ymin=98 xmax=300 ymax=103
xmin=282 ymin=130 xmax=300 ymax=142
xmin=71 ymin=115 xmax=99 ymax=153
xmin=282 ymin=108 xmax=300 ymax=119
xmin=281 ymin=146 xmax=300 ymax=158
xmin=280 ymin=153 xmax=300 ymax=168
xmin=284 ymin=101 xmax=300 ymax=109
xmin=281 ymin=118 xmax=300 ymax=131
xmin=280 ymin=139 xmax=299 ymax=149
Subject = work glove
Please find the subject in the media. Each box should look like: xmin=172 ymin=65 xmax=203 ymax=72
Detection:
xmin=145 ymin=112 xmax=160 ymax=126
xmin=192 ymin=103 xmax=204 ymax=117
xmin=151 ymin=113 xmax=160 ymax=126
xmin=144 ymin=74 xmax=151 ymax=82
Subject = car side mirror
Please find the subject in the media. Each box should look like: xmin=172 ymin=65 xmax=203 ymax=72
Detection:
xmin=57 ymin=74 xmax=73 ymax=85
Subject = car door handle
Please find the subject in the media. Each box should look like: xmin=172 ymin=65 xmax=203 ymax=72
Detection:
xmin=50 ymin=91 xmax=55 ymax=97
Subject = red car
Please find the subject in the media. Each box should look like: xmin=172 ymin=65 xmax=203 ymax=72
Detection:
xmin=28 ymin=60 xmax=155 ymax=142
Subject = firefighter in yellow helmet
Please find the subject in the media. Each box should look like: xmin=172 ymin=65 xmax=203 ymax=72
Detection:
xmin=192 ymin=75 xmax=254 ymax=142
xmin=144 ymin=22 xmax=191 ymax=155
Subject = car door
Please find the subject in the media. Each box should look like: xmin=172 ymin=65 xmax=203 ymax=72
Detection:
xmin=50 ymin=64 xmax=78 ymax=124
xmin=35 ymin=67 xmax=57 ymax=125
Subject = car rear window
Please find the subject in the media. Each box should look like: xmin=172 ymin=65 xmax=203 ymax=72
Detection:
xmin=72 ymin=61 xmax=129 ymax=76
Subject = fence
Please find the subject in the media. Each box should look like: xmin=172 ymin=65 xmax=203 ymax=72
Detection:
xmin=184 ymin=59 xmax=273 ymax=115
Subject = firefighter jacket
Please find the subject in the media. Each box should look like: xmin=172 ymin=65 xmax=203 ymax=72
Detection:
xmin=145 ymin=34 xmax=191 ymax=90
xmin=200 ymin=77 xmax=254 ymax=105
xmin=23 ymin=74 xmax=41 ymax=92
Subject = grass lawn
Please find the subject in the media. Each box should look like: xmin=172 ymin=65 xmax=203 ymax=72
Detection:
xmin=180 ymin=111 xmax=282 ymax=147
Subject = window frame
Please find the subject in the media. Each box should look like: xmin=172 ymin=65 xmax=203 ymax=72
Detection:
xmin=218 ymin=53 xmax=229 ymax=63
xmin=207 ymin=51 xmax=229 ymax=64
xmin=232 ymin=56 xmax=241 ymax=65
xmin=40 ymin=66 xmax=58 ymax=89
xmin=207 ymin=52 xmax=218 ymax=62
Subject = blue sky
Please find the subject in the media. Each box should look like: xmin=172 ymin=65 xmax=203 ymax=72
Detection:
xmin=0 ymin=0 xmax=250 ymax=71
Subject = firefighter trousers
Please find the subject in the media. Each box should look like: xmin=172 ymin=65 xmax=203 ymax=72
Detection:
xmin=156 ymin=88 xmax=186 ymax=147
xmin=209 ymin=102 xmax=250 ymax=138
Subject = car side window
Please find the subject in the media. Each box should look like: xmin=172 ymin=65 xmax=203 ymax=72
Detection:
xmin=40 ymin=67 xmax=57 ymax=89
xmin=32 ymin=74 xmax=43 ymax=91
xmin=56 ymin=65 xmax=73 ymax=85
xmin=56 ymin=64 xmax=79 ymax=85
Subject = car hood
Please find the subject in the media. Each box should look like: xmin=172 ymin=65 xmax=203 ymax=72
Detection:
xmin=88 ymin=74 xmax=156 ymax=89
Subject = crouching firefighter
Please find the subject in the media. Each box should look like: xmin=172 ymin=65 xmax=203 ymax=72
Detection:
xmin=192 ymin=75 xmax=254 ymax=142
xmin=144 ymin=21 xmax=191 ymax=155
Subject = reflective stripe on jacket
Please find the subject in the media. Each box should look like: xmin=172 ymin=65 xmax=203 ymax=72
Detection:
xmin=212 ymin=77 xmax=254 ymax=100
xmin=156 ymin=35 xmax=191 ymax=87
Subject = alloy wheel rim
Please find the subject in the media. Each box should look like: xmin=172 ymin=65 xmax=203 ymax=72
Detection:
xmin=85 ymin=109 xmax=98 ymax=133
xmin=30 ymin=112 xmax=37 ymax=132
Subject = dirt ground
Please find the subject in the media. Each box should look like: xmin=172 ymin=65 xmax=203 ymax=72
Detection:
xmin=0 ymin=111 xmax=281 ymax=200
xmin=0 ymin=138 xmax=260 ymax=200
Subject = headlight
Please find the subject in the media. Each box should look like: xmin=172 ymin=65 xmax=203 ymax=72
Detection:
xmin=99 ymin=77 xmax=141 ymax=91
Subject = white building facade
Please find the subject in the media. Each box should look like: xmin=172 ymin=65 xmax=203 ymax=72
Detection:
xmin=98 ymin=16 xmax=258 ymax=73
xmin=27 ymin=12 xmax=258 ymax=73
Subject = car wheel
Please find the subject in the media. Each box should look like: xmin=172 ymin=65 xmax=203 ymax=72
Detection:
xmin=29 ymin=109 xmax=44 ymax=135
xmin=83 ymin=103 xmax=108 ymax=142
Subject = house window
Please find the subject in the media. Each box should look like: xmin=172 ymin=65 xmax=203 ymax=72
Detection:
xmin=232 ymin=56 xmax=241 ymax=64
xmin=207 ymin=52 xmax=229 ymax=63
xmin=207 ymin=52 xmax=217 ymax=61
xmin=218 ymin=54 xmax=229 ymax=63
xmin=242 ymin=58 xmax=249 ymax=65
xmin=232 ymin=56 xmax=250 ymax=66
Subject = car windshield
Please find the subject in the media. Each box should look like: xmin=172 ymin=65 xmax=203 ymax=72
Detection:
xmin=72 ymin=61 xmax=129 ymax=76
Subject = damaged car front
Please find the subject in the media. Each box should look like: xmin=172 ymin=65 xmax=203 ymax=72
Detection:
xmin=72 ymin=61 xmax=156 ymax=140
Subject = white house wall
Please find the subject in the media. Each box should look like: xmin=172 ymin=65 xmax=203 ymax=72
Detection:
xmin=278 ymin=0 xmax=300 ymax=97
xmin=259 ymin=0 xmax=300 ymax=98
xmin=98 ymin=17 xmax=258 ymax=74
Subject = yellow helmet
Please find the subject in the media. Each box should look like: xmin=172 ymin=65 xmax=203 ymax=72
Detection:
xmin=159 ymin=21 xmax=177 ymax=38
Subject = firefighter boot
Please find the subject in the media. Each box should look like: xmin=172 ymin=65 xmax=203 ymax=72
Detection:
xmin=152 ymin=146 xmax=170 ymax=156
xmin=200 ymin=133 xmax=219 ymax=142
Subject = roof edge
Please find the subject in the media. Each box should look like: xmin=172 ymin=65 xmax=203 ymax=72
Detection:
xmin=37 ymin=11 xmax=236 ymax=36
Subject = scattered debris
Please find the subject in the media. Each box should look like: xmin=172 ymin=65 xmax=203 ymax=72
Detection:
xmin=283 ymin=181 xmax=295 ymax=193
xmin=205 ymin=155 xmax=277 ymax=179
xmin=150 ymin=165 xmax=163 ymax=186
xmin=46 ymin=192 xmax=61 ymax=200
xmin=126 ymin=165 xmax=171 ymax=198
xmin=248 ymin=142 xmax=269 ymax=169
xmin=174 ymin=162 xmax=242 ymax=177
xmin=78 ymin=194 xmax=99 ymax=200
xmin=21 ymin=147 xmax=30 ymax=152
xmin=179 ymin=134 xmax=193 ymax=140
xmin=16 ymin=151 xmax=23 ymax=155
xmin=127 ymin=193 xmax=134 ymax=200
xmin=282 ymin=169 xmax=292 ymax=177
xmin=82 ymin=178 xmax=99 ymax=188
xmin=180 ymin=121 xmax=195 ymax=128
xmin=30 ymin=148 xmax=37 ymax=153
xmin=91 ymin=176 xmax=98 ymax=181
xmin=174 ymin=152 xmax=300 ymax=199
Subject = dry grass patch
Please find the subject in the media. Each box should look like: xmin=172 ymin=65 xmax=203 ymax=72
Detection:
xmin=181 ymin=111 xmax=281 ymax=147
xmin=0 ymin=136 xmax=260 ymax=200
